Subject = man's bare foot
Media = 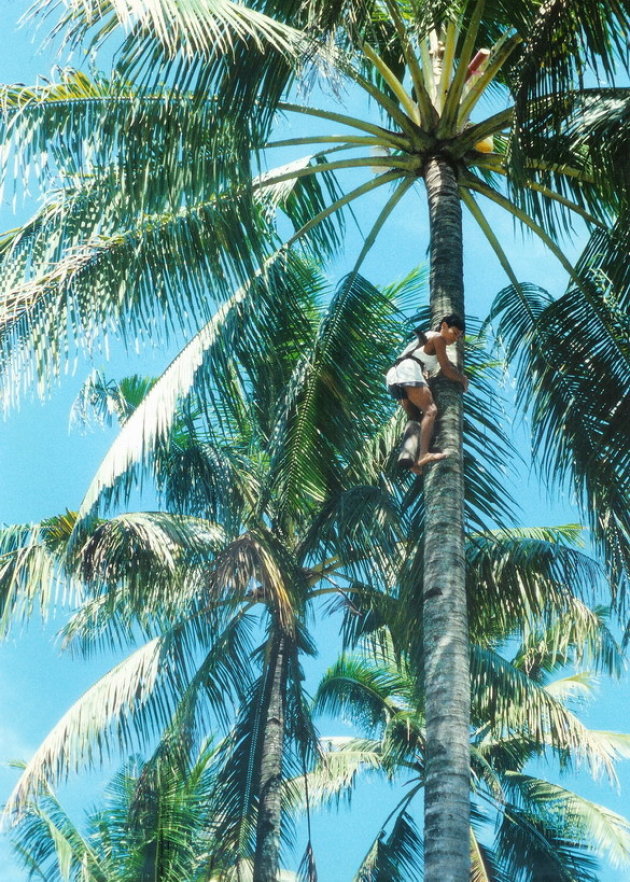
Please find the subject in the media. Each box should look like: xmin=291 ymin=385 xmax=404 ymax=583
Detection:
xmin=416 ymin=451 xmax=448 ymax=468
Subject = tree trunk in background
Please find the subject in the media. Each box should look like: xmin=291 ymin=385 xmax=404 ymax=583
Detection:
xmin=421 ymin=156 xmax=470 ymax=882
xmin=253 ymin=631 xmax=288 ymax=882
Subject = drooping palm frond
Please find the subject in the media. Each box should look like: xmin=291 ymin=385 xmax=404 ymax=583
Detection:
xmin=314 ymin=654 xmax=409 ymax=736
xmin=488 ymin=272 xmax=630 ymax=603
xmin=510 ymin=0 xmax=630 ymax=154
xmin=74 ymin=511 xmax=226 ymax=609
xmin=27 ymin=0 xmax=304 ymax=59
xmin=465 ymin=526 xmax=605 ymax=644
xmin=0 ymin=71 xmax=252 ymax=197
xmin=0 ymin=185 xmax=274 ymax=409
xmin=70 ymin=253 xmax=318 ymax=525
xmin=4 ymin=637 xmax=170 ymax=818
xmin=472 ymin=644 xmax=630 ymax=784
xmin=505 ymin=89 xmax=629 ymax=231
xmin=502 ymin=773 xmax=630 ymax=871
xmin=298 ymin=483 xmax=404 ymax=595
xmin=6 ymin=589 xmax=257 ymax=820
xmin=0 ymin=514 xmax=80 ymax=637
xmin=352 ymin=809 xmax=423 ymax=882
xmin=512 ymin=601 xmax=624 ymax=681
xmin=202 ymin=526 xmax=310 ymax=630
xmin=495 ymin=795 xmax=601 ymax=882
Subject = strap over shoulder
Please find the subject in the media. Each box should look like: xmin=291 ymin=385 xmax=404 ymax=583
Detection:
xmin=393 ymin=328 xmax=429 ymax=368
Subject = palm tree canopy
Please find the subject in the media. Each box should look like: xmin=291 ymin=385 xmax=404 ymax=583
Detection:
xmin=0 ymin=0 xmax=628 ymax=410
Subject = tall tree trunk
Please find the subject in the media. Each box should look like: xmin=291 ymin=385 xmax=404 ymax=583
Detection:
xmin=253 ymin=631 xmax=288 ymax=882
xmin=421 ymin=156 xmax=470 ymax=882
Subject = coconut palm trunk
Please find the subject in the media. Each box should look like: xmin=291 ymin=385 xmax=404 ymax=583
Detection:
xmin=421 ymin=156 xmax=470 ymax=882
xmin=253 ymin=630 xmax=288 ymax=882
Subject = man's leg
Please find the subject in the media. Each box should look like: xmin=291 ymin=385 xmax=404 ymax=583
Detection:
xmin=406 ymin=385 xmax=447 ymax=469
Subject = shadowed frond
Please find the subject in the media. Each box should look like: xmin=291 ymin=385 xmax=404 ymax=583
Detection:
xmin=352 ymin=809 xmax=422 ymax=882
xmin=488 ymin=272 xmax=630 ymax=601
xmin=0 ymin=515 xmax=80 ymax=637
xmin=71 ymin=253 xmax=318 ymax=525
xmin=314 ymin=654 xmax=408 ymax=736
xmin=265 ymin=270 xmax=402 ymax=518
xmin=466 ymin=526 xmax=604 ymax=644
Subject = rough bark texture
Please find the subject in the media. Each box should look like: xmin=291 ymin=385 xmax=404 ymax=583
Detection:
xmin=421 ymin=156 xmax=471 ymax=882
xmin=253 ymin=632 xmax=288 ymax=882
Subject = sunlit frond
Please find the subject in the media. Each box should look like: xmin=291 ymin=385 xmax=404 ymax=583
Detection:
xmin=27 ymin=0 xmax=303 ymax=58
xmin=0 ymin=516 xmax=80 ymax=637
xmin=504 ymin=773 xmax=630 ymax=870
xmin=473 ymin=645 xmax=630 ymax=783
xmin=4 ymin=638 xmax=169 ymax=818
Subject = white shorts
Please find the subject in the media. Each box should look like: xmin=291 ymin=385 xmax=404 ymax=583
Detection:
xmin=385 ymin=360 xmax=427 ymax=387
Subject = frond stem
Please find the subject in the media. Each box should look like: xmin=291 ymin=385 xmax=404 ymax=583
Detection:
xmin=455 ymin=106 xmax=514 ymax=153
xmin=283 ymin=171 xmax=406 ymax=250
xmin=382 ymin=0 xmax=435 ymax=126
xmin=436 ymin=17 xmax=460 ymax=113
xmin=439 ymin=0 xmax=486 ymax=134
xmin=462 ymin=172 xmax=581 ymax=286
xmin=349 ymin=177 xmax=416 ymax=277
xmin=278 ymin=101 xmax=409 ymax=150
xmin=362 ymin=42 xmax=420 ymax=124
xmin=255 ymin=158 xmax=414 ymax=193
xmin=473 ymin=164 xmax=607 ymax=228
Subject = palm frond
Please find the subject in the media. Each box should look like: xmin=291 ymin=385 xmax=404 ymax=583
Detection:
xmin=4 ymin=637 xmax=170 ymax=818
xmin=352 ymin=809 xmax=423 ymax=882
xmin=74 ymin=511 xmax=226 ymax=610
xmin=203 ymin=526 xmax=308 ymax=631
xmin=0 ymin=516 xmax=79 ymax=637
xmin=265 ymin=270 xmax=406 ymax=518
xmin=28 ymin=0 xmax=303 ymax=58
xmin=0 ymin=181 xmax=274 ymax=408
xmin=466 ymin=526 xmax=605 ymax=645
xmin=472 ymin=644 xmax=630 ymax=783
xmin=512 ymin=0 xmax=630 ymax=158
xmin=504 ymin=773 xmax=630 ymax=870
xmin=488 ymin=272 xmax=630 ymax=601
xmin=314 ymin=654 xmax=407 ymax=735
xmin=71 ymin=252 xmax=320 ymax=525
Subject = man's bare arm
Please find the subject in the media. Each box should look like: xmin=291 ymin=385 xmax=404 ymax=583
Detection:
xmin=432 ymin=336 xmax=469 ymax=390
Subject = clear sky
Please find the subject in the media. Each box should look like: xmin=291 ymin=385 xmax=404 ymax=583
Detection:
xmin=0 ymin=3 xmax=628 ymax=880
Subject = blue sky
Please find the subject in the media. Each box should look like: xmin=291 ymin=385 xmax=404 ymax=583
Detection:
xmin=0 ymin=3 xmax=629 ymax=879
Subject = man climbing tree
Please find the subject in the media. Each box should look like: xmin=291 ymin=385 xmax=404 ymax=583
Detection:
xmin=386 ymin=313 xmax=468 ymax=472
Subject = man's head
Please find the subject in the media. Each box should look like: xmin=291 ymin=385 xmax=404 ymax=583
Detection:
xmin=437 ymin=313 xmax=465 ymax=344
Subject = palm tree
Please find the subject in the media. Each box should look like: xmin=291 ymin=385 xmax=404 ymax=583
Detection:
xmin=311 ymin=527 xmax=630 ymax=880
xmin=1 ymin=4 xmax=628 ymax=875
xmin=1 ymin=264 xmax=412 ymax=879
xmin=10 ymin=738 xmax=289 ymax=882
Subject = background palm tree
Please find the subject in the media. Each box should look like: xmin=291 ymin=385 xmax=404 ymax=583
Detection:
xmin=0 ymin=4 xmax=628 ymax=875
xmin=10 ymin=738 xmax=275 ymax=882
xmin=1 ymin=264 xmax=411 ymax=879
xmin=1 ymin=268 xmax=522 ymax=880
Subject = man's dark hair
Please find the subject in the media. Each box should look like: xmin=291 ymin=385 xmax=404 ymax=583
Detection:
xmin=436 ymin=313 xmax=465 ymax=333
